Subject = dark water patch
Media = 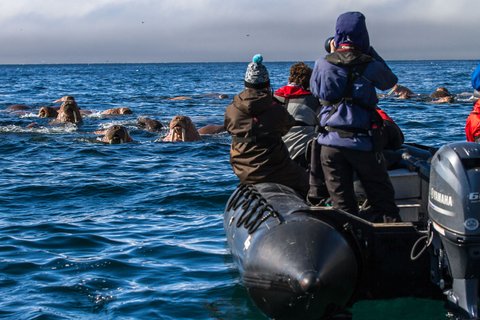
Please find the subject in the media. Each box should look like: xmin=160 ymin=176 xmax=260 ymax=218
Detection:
xmin=155 ymin=188 xmax=234 ymax=209
xmin=0 ymin=310 xmax=16 ymax=319
xmin=43 ymin=258 xmax=149 ymax=279
xmin=75 ymin=148 xmax=112 ymax=157
xmin=0 ymin=245 xmax=19 ymax=252
xmin=111 ymin=299 xmax=169 ymax=320
xmin=69 ymin=183 xmax=131 ymax=197
xmin=29 ymin=279 xmax=118 ymax=316
xmin=0 ymin=222 xmax=83 ymax=234
xmin=0 ymin=277 xmax=17 ymax=287
xmin=11 ymin=234 xmax=125 ymax=251
xmin=0 ymin=261 xmax=43 ymax=275
xmin=28 ymin=311 xmax=71 ymax=320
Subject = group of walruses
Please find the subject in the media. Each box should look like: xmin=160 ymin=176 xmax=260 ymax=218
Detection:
xmin=5 ymin=95 xmax=226 ymax=144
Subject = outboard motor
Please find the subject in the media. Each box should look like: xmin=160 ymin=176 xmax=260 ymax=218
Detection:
xmin=429 ymin=142 xmax=480 ymax=319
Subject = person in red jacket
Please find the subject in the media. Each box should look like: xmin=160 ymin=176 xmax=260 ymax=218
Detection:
xmin=274 ymin=62 xmax=321 ymax=169
xmin=466 ymin=64 xmax=480 ymax=142
xmin=466 ymin=100 xmax=480 ymax=142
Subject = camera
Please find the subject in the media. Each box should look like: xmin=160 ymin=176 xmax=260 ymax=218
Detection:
xmin=324 ymin=36 xmax=334 ymax=53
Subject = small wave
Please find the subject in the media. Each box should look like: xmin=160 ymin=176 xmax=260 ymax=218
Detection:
xmin=19 ymin=112 xmax=38 ymax=118
xmin=0 ymin=124 xmax=79 ymax=134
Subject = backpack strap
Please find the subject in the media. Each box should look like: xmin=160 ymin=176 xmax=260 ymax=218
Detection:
xmin=319 ymin=62 xmax=384 ymax=141
xmin=322 ymin=63 xmax=370 ymax=123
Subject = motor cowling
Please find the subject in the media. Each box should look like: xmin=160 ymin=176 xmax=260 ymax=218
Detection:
xmin=428 ymin=142 xmax=480 ymax=319
xmin=429 ymin=142 xmax=480 ymax=234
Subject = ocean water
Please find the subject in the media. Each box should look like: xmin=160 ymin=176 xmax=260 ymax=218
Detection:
xmin=0 ymin=60 xmax=478 ymax=320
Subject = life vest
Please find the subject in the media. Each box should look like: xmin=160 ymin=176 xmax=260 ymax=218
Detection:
xmin=376 ymin=108 xmax=394 ymax=123
xmin=317 ymin=53 xmax=383 ymax=151
xmin=274 ymin=85 xmax=321 ymax=160
xmin=376 ymin=107 xmax=404 ymax=150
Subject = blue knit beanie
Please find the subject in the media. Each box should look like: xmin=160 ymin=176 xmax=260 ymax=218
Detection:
xmin=244 ymin=54 xmax=270 ymax=89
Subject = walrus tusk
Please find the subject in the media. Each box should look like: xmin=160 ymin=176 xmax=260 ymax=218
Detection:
xmin=182 ymin=128 xmax=186 ymax=142
xmin=108 ymin=137 xmax=124 ymax=144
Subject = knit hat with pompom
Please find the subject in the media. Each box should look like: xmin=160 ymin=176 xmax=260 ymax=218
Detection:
xmin=244 ymin=54 xmax=270 ymax=89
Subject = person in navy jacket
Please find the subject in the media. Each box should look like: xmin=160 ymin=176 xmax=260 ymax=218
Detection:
xmin=310 ymin=11 xmax=400 ymax=222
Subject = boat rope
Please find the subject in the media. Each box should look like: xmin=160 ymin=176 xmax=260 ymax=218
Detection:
xmin=226 ymin=184 xmax=250 ymax=211
xmin=410 ymin=221 xmax=434 ymax=261
xmin=230 ymin=184 xmax=283 ymax=234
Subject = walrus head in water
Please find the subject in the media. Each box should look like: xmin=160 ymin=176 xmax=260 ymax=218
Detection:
xmin=101 ymin=107 xmax=133 ymax=115
xmin=6 ymin=104 xmax=31 ymax=112
xmin=163 ymin=115 xmax=201 ymax=142
xmin=390 ymin=84 xmax=414 ymax=99
xmin=101 ymin=125 xmax=133 ymax=144
xmin=38 ymin=106 xmax=59 ymax=118
xmin=53 ymin=96 xmax=83 ymax=124
xmin=137 ymin=117 xmax=163 ymax=132
xmin=430 ymin=87 xmax=454 ymax=103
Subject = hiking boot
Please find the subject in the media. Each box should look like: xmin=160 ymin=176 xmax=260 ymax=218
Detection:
xmin=307 ymin=186 xmax=330 ymax=206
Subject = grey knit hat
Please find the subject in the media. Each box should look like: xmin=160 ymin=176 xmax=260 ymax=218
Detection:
xmin=244 ymin=54 xmax=270 ymax=89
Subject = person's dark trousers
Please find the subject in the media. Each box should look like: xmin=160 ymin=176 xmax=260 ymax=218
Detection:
xmin=308 ymin=139 xmax=330 ymax=204
xmin=320 ymin=145 xmax=399 ymax=217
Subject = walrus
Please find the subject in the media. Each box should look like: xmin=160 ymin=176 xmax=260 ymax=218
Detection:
xmin=6 ymin=104 xmax=31 ymax=112
xmin=137 ymin=117 xmax=163 ymax=132
xmin=167 ymin=96 xmax=192 ymax=101
xmin=430 ymin=87 xmax=454 ymax=103
xmin=389 ymin=84 xmax=414 ymax=99
xmin=38 ymin=106 xmax=59 ymax=118
xmin=430 ymin=87 xmax=452 ymax=98
xmin=163 ymin=115 xmax=201 ymax=142
xmin=5 ymin=104 xmax=33 ymax=116
xmin=101 ymin=125 xmax=133 ymax=144
xmin=102 ymin=107 xmax=133 ymax=115
xmin=168 ymin=94 xmax=229 ymax=101
xmin=51 ymin=96 xmax=83 ymax=124
xmin=197 ymin=124 xmax=226 ymax=135
xmin=201 ymin=93 xmax=230 ymax=99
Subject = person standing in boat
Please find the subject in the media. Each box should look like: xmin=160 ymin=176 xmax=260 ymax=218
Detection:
xmin=465 ymin=64 xmax=480 ymax=142
xmin=273 ymin=62 xmax=321 ymax=169
xmin=309 ymin=11 xmax=400 ymax=222
xmin=224 ymin=54 xmax=309 ymax=196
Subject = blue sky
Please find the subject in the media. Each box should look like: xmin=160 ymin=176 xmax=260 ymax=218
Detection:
xmin=0 ymin=0 xmax=478 ymax=64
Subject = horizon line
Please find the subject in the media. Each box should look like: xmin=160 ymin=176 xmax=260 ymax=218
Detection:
xmin=1 ymin=58 xmax=479 ymax=66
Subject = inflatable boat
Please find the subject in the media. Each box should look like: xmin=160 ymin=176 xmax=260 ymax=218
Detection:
xmin=224 ymin=142 xmax=480 ymax=319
